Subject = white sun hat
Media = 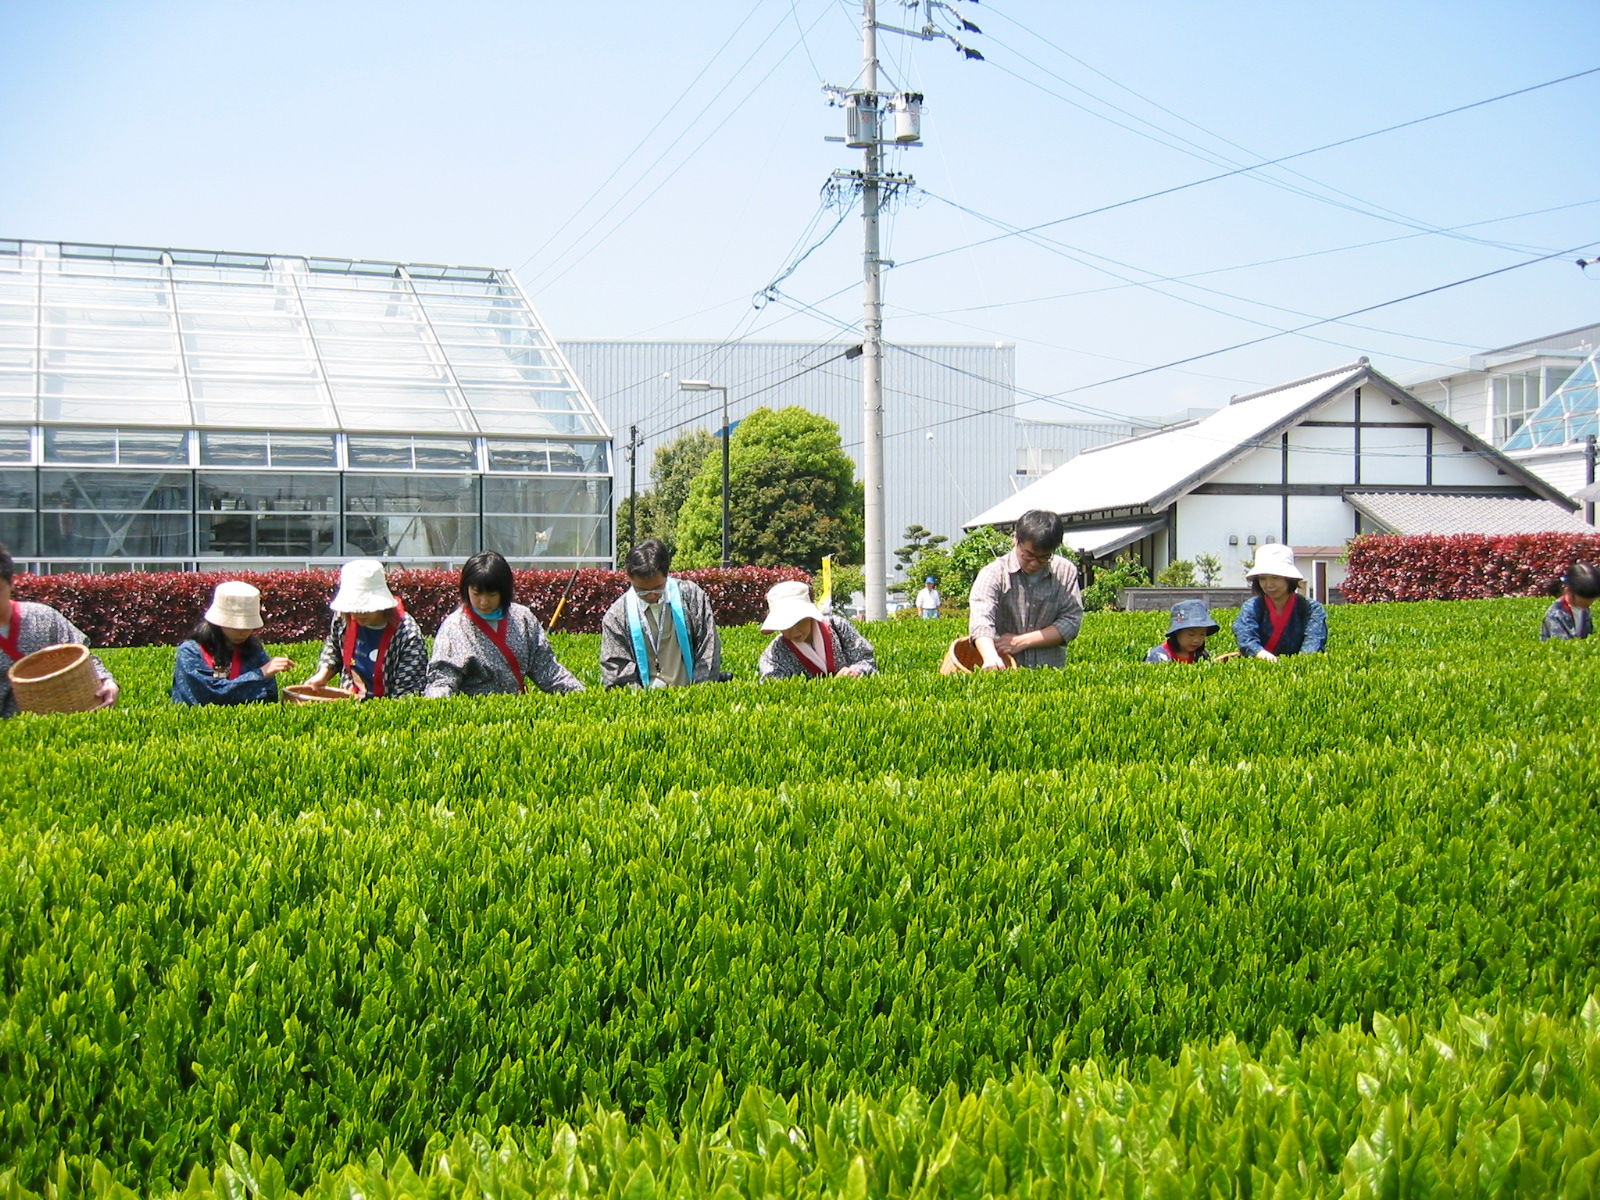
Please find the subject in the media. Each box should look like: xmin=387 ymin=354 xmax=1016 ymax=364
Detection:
xmin=1246 ymin=543 xmax=1305 ymax=581
xmin=329 ymin=559 xmax=398 ymax=613
xmin=204 ymin=581 xmax=264 ymax=630
xmin=761 ymin=579 xmax=826 ymax=632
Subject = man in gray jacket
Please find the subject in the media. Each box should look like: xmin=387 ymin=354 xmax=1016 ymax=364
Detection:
xmin=967 ymin=510 xmax=1084 ymax=669
xmin=600 ymin=539 xmax=724 ymax=688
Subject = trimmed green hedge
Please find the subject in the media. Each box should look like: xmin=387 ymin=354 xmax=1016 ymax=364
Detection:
xmin=2 ymin=599 xmax=1597 ymax=1194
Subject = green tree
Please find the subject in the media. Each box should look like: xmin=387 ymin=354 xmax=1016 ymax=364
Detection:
xmin=676 ymin=407 xmax=863 ymax=569
xmin=1193 ymin=552 xmax=1223 ymax=586
xmin=945 ymin=525 xmax=1013 ymax=598
xmin=615 ymin=429 xmax=715 ymax=564
xmin=1156 ymin=559 xmax=1196 ymax=586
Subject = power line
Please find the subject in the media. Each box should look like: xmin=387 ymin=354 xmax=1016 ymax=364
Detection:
xmin=893 ymin=65 xmax=1600 ymax=272
xmin=901 ymin=197 xmax=1600 ymax=319
xmin=876 ymin=238 xmax=1600 ymax=440
xmin=974 ymin=18 xmax=1556 ymax=258
xmin=642 ymin=345 xmax=864 ymax=440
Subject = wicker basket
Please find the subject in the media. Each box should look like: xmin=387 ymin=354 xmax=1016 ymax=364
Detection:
xmin=9 ymin=643 xmax=100 ymax=714
xmin=283 ymin=683 xmax=356 ymax=705
xmin=939 ymin=636 xmax=1017 ymax=675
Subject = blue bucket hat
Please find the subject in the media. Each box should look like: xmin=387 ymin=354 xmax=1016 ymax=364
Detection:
xmin=1168 ymin=598 xmax=1220 ymax=636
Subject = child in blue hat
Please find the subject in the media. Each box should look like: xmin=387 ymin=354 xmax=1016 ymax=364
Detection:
xmin=1145 ymin=599 xmax=1220 ymax=663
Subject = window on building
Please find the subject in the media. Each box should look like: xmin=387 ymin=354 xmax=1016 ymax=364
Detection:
xmin=1016 ymin=446 xmax=1068 ymax=476
xmin=1493 ymin=365 xmax=1575 ymax=443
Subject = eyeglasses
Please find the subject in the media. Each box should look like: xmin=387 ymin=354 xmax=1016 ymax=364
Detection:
xmin=632 ymin=587 xmax=665 ymax=602
xmin=1015 ymin=543 xmax=1053 ymax=565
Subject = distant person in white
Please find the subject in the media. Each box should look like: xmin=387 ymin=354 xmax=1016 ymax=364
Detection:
xmin=915 ymin=576 xmax=942 ymax=620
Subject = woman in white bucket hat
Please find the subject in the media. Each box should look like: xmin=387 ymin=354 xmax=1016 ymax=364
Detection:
xmin=170 ymin=581 xmax=295 ymax=705
xmin=301 ymin=560 xmax=426 ymax=699
xmin=1231 ymin=543 xmax=1328 ymax=661
xmin=757 ymin=579 xmax=877 ymax=681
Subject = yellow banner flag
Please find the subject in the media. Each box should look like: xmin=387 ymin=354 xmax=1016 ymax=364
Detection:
xmin=820 ymin=555 xmax=833 ymax=606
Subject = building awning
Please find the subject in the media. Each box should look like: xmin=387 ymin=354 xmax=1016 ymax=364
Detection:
xmin=1062 ymin=517 xmax=1166 ymax=558
xmin=1346 ymin=491 xmax=1593 ymax=536
xmin=1572 ymin=480 xmax=1600 ymax=504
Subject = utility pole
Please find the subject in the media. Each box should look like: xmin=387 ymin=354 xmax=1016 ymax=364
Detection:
xmin=625 ymin=424 xmax=640 ymax=554
xmin=1586 ymin=433 xmax=1595 ymax=526
xmin=860 ymin=0 xmax=887 ymax=621
xmin=826 ymin=1 xmax=981 ymax=620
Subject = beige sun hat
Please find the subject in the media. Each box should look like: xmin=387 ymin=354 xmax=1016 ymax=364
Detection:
xmin=329 ymin=559 xmax=397 ymax=613
xmin=761 ymin=579 xmax=826 ymax=633
xmin=1246 ymin=543 xmax=1305 ymax=581
xmin=204 ymin=581 xmax=264 ymax=630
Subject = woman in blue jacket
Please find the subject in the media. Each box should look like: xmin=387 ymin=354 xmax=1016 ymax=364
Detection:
xmin=171 ymin=581 xmax=295 ymax=704
xmin=1232 ymin=544 xmax=1327 ymax=661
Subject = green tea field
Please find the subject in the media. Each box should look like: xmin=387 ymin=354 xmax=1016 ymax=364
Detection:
xmin=2 ymin=599 xmax=1598 ymax=1198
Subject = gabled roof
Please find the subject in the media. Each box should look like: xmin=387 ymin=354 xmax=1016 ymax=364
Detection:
xmin=1347 ymin=492 xmax=1593 ymax=536
xmin=966 ymin=360 xmax=1572 ymax=529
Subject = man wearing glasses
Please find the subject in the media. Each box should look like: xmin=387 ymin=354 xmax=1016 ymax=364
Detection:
xmin=601 ymin=538 xmax=724 ymax=688
xmin=968 ymin=510 xmax=1084 ymax=670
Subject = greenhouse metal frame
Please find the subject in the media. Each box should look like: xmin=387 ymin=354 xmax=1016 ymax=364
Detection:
xmin=0 ymin=239 xmax=613 ymax=572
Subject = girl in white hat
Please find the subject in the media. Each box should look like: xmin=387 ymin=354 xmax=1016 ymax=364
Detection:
xmin=757 ymin=579 xmax=877 ymax=681
xmin=1231 ymin=544 xmax=1328 ymax=661
xmin=301 ymin=560 xmax=426 ymax=699
xmin=170 ymin=581 xmax=295 ymax=705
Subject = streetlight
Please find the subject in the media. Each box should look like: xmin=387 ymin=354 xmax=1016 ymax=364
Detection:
xmin=678 ymin=379 xmax=731 ymax=568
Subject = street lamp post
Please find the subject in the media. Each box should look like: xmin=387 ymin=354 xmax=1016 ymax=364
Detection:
xmin=678 ymin=380 xmax=731 ymax=568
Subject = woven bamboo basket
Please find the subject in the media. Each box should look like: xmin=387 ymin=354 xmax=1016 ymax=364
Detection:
xmin=939 ymin=636 xmax=1017 ymax=675
xmin=283 ymin=683 xmax=356 ymax=705
xmin=9 ymin=643 xmax=100 ymax=714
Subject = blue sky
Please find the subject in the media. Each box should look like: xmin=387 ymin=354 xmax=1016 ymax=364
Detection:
xmin=1 ymin=0 xmax=1595 ymax=426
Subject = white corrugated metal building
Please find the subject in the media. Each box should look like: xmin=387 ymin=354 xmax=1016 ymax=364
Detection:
xmin=560 ymin=339 xmax=1018 ymax=554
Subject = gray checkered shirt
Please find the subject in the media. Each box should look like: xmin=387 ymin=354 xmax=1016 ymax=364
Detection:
xmin=967 ymin=549 xmax=1084 ymax=668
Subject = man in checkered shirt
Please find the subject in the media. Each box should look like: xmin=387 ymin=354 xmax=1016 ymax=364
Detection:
xmin=967 ymin=510 xmax=1084 ymax=670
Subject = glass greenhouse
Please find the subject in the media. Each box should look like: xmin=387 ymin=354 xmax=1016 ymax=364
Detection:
xmin=1502 ymin=349 xmax=1600 ymax=450
xmin=0 ymin=239 xmax=611 ymax=572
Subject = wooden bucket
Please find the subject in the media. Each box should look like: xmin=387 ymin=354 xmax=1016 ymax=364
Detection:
xmin=283 ymin=683 xmax=356 ymax=705
xmin=9 ymin=643 xmax=100 ymax=714
xmin=939 ymin=636 xmax=1017 ymax=675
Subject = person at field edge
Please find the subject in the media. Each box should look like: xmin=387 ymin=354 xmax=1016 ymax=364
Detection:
xmin=301 ymin=559 xmax=427 ymax=699
xmin=1539 ymin=561 xmax=1599 ymax=640
xmin=0 ymin=541 xmax=118 ymax=717
xmin=600 ymin=538 xmax=724 ymax=688
xmin=1231 ymin=544 xmax=1328 ymax=661
xmin=915 ymin=576 xmax=942 ymax=620
xmin=758 ymin=579 xmax=877 ymax=680
xmin=1145 ymin=599 xmax=1220 ymax=664
xmin=171 ymin=581 xmax=293 ymax=705
xmin=424 ymin=551 xmax=584 ymax=698
xmin=967 ymin=509 xmax=1084 ymax=670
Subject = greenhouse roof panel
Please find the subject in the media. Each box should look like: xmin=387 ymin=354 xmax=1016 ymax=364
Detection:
xmin=0 ymin=239 xmax=610 ymax=442
xmin=1503 ymin=351 xmax=1599 ymax=450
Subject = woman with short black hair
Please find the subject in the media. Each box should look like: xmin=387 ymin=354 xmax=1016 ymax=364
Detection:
xmin=424 ymin=551 xmax=584 ymax=697
xmin=171 ymin=581 xmax=294 ymax=705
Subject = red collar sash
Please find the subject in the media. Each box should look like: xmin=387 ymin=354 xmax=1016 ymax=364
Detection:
xmin=1163 ymin=638 xmax=1196 ymax=664
xmin=1262 ymin=593 xmax=1299 ymax=655
xmin=199 ymin=644 xmax=244 ymax=680
xmin=342 ymin=602 xmax=404 ymax=697
xmin=464 ymin=605 xmax=524 ymax=692
xmin=0 ymin=602 xmax=23 ymax=662
xmin=787 ymin=620 xmax=836 ymax=677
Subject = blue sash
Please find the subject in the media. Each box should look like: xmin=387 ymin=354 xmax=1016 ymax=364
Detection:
xmin=624 ymin=578 xmax=692 ymax=688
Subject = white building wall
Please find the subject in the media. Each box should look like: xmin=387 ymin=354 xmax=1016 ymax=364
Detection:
xmin=559 ymin=340 xmax=1018 ymax=556
xmin=1358 ymin=427 xmax=1430 ymax=486
xmin=1286 ymin=425 xmax=1354 ymax=484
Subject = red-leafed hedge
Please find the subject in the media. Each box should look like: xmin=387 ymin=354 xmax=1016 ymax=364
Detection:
xmin=10 ymin=566 xmax=810 ymax=648
xmin=1343 ymin=532 xmax=1600 ymax=603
